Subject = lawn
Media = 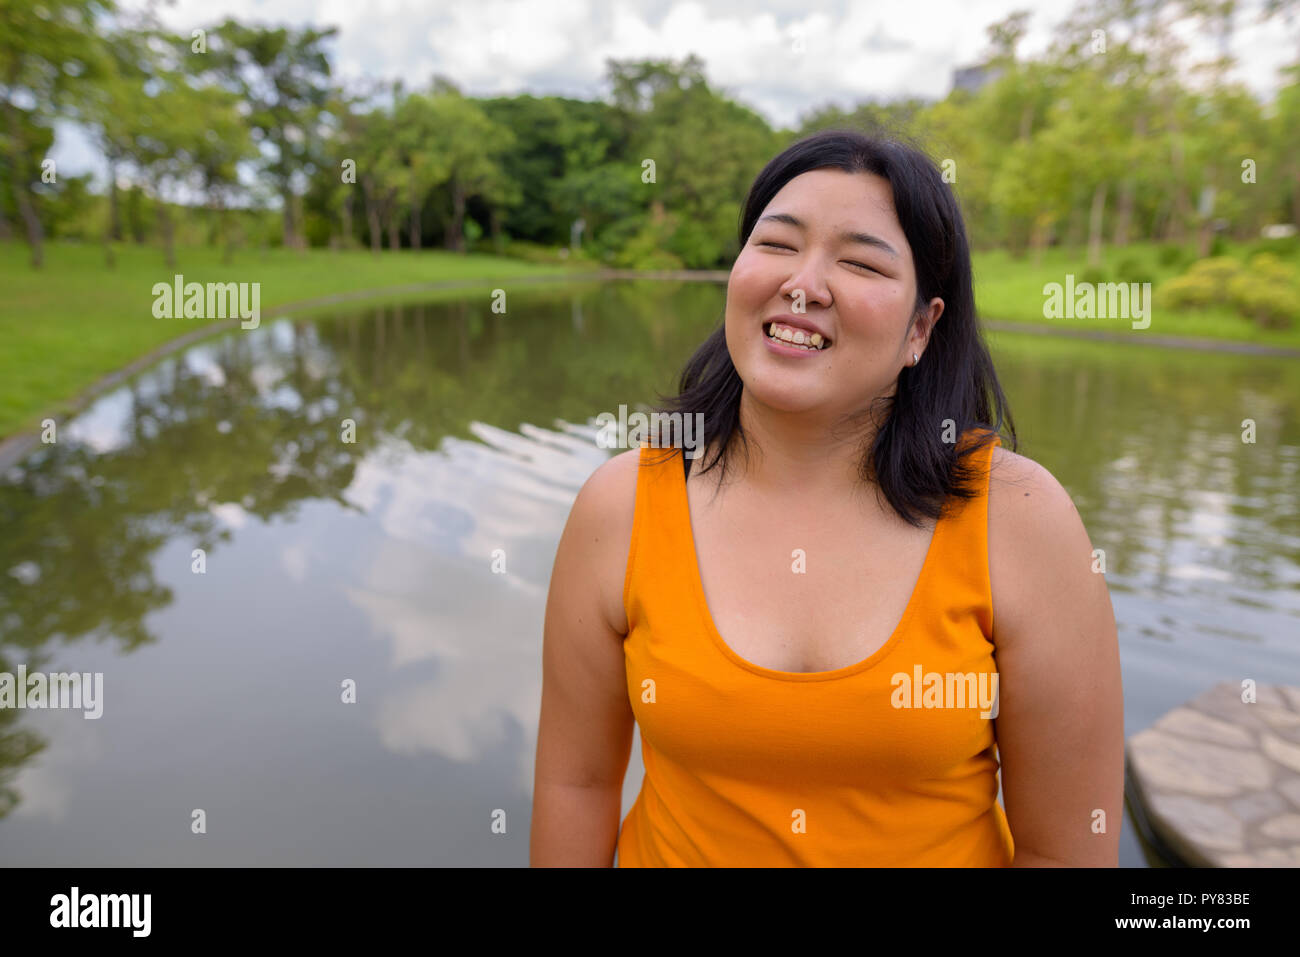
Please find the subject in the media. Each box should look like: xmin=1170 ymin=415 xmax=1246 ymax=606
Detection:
xmin=0 ymin=241 xmax=585 ymax=440
xmin=971 ymin=240 xmax=1300 ymax=346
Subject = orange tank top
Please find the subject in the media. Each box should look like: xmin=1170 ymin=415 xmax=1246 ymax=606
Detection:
xmin=617 ymin=428 xmax=1014 ymax=867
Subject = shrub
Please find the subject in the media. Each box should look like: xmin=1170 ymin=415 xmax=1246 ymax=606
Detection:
xmin=1247 ymin=251 xmax=1292 ymax=275
xmin=1156 ymin=252 xmax=1298 ymax=329
xmin=1249 ymin=235 xmax=1299 ymax=259
xmin=1114 ymin=256 xmax=1155 ymax=286
xmin=1227 ymin=276 xmax=1298 ymax=329
xmin=1154 ymin=257 xmax=1240 ymax=311
xmin=1229 ymin=253 xmax=1300 ymax=329
xmin=665 ymin=218 xmax=728 ymax=269
xmin=1079 ymin=265 xmax=1106 ymax=286
xmin=1156 ymin=243 xmax=1191 ymax=268
xmin=1156 ymin=271 xmax=1218 ymax=311
xmin=1187 ymin=256 xmax=1242 ymax=284
xmin=612 ymin=216 xmax=686 ymax=270
xmin=500 ymin=238 xmax=598 ymax=265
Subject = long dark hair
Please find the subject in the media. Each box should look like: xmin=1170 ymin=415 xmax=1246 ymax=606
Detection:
xmin=644 ymin=128 xmax=1016 ymax=528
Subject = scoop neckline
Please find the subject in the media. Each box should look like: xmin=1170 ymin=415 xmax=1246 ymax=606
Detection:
xmin=673 ymin=448 xmax=947 ymax=683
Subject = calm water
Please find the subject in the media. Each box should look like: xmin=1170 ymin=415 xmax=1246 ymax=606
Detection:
xmin=0 ymin=279 xmax=1297 ymax=866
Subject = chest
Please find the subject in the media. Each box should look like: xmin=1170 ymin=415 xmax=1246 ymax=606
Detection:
xmin=684 ymin=474 xmax=939 ymax=674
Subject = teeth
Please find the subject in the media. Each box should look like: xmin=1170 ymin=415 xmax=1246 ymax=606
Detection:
xmin=767 ymin=322 xmax=829 ymax=350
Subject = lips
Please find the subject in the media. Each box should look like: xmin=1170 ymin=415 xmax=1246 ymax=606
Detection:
xmin=763 ymin=313 xmax=832 ymax=347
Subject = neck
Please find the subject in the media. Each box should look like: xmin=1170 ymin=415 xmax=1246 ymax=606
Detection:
xmin=721 ymin=388 xmax=890 ymax=510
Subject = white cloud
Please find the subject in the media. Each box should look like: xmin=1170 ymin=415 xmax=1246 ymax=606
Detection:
xmin=46 ymin=0 xmax=1299 ymax=179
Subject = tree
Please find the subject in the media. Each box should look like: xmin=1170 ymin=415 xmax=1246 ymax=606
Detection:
xmin=349 ymin=103 xmax=402 ymax=252
xmin=187 ymin=84 xmax=256 ymax=262
xmin=417 ymin=91 xmax=515 ymax=252
xmin=0 ymin=0 xmax=113 ymax=268
xmin=110 ymin=35 xmax=247 ymax=269
xmin=80 ymin=25 xmax=147 ymax=266
xmin=392 ymin=89 xmax=450 ymax=250
xmin=602 ymin=56 xmax=778 ymax=267
xmin=478 ymin=94 xmax=619 ymax=247
xmin=1273 ymin=64 xmax=1300 ymax=226
xmin=199 ymin=20 xmax=336 ymax=249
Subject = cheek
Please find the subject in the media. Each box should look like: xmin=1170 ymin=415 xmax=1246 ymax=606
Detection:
xmin=842 ymin=283 xmax=913 ymax=335
xmin=727 ymin=250 xmax=773 ymax=299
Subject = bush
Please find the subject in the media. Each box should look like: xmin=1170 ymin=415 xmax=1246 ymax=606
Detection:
xmin=1156 ymin=243 xmax=1191 ymax=268
xmin=586 ymin=216 xmax=642 ymax=263
xmin=1229 ymin=253 xmax=1300 ymax=328
xmin=1079 ymin=266 xmax=1106 ymax=286
xmin=1227 ymin=276 xmax=1298 ymax=328
xmin=302 ymin=211 xmax=332 ymax=248
xmin=1248 ymin=235 xmax=1299 ymax=259
xmin=1155 ymin=253 xmax=1298 ymax=329
xmin=612 ymin=215 xmax=687 ymax=270
xmin=1154 ymin=257 xmax=1240 ymax=311
xmin=1156 ymin=271 xmax=1218 ymax=311
xmin=1188 ymin=256 xmax=1242 ymax=284
xmin=500 ymin=238 xmax=598 ymax=265
xmin=665 ymin=218 xmax=725 ymax=269
xmin=1247 ymin=251 xmax=1291 ymax=274
xmin=1114 ymin=256 xmax=1155 ymax=286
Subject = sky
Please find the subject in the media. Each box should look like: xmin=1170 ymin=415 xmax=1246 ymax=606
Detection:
xmin=51 ymin=0 xmax=1300 ymax=184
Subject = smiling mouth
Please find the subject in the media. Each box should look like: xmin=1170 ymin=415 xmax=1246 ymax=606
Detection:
xmin=763 ymin=321 xmax=832 ymax=350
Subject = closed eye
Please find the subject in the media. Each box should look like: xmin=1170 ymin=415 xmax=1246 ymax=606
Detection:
xmin=759 ymin=241 xmax=877 ymax=273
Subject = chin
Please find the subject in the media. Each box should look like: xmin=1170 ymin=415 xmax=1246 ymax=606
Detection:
xmin=745 ymin=381 xmax=825 ymax=414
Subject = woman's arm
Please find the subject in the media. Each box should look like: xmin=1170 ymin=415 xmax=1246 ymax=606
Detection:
xmin=530 ymin=451 xmax=639 ymax=866
xmin=988 ymin=450 xmax=1125 ymax=867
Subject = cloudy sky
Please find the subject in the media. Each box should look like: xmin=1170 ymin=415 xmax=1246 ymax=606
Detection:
xmin=53 ymin=0 xmax=1300 ymax=181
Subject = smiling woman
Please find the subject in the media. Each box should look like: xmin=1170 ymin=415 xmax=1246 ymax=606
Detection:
xmin=530 ymin=129 xmax=1124 ymax=868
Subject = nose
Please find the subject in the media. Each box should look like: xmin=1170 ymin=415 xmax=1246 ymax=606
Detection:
xmin=777 ymin=253 xmax=831 ymax=310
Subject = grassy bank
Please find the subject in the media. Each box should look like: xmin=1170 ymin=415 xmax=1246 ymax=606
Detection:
xmin=0 ymin=241 xmax=584 ymax=440
xmin=972 ymin=240 xmax=1300 ymax=345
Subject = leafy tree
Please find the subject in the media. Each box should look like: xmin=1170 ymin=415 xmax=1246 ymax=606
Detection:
xmin=198 ymin=20 xmax=336 ymax=249
xmin=604 ymin=55 xmax=778 ymax=267
xmin=0 ymin=0 xmax=112 ymax=267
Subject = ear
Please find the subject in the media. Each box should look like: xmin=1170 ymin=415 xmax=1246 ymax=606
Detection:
xmin=912 ymin=297 xmax=944 ymax=349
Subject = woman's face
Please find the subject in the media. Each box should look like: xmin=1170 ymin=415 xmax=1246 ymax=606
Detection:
xmin=724 ymin=168 xmax=943 ymax=423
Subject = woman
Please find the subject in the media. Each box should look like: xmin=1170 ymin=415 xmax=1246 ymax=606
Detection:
xmin=530 ymin=129 xmax=1124 ymax=867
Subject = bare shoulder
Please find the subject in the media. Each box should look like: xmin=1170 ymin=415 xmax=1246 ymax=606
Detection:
xmin=987 ymin=443 xmax=1081 ymax=524
xmin=568 ymin=447 xmax=642 ymax=636
xmin=986 ymin=444 xmax=1099 ymax=648
xmin=578 ymin=447 xmax=641 ymax=528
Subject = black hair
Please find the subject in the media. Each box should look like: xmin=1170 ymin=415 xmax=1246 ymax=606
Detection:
xmin=644 ymin=127 xmax=1016 ymax=528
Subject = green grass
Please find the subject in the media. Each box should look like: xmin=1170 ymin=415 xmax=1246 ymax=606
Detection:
xmin=970 ymin=240 xmax=1300 ymax=346
xmin=0 ymin=240 xmax=586 ymax=440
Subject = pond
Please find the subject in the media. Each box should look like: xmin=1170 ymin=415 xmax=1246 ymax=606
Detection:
xmin=0 ymin=278 xmax=1297 ymax=866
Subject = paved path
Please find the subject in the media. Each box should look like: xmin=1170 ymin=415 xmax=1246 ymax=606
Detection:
xmin=1127 ymin=681 xmax=1300 ymax=866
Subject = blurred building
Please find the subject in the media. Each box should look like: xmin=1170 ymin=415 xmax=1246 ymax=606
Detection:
xmin=952 ymin=63 xmax=1003 ymax=94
